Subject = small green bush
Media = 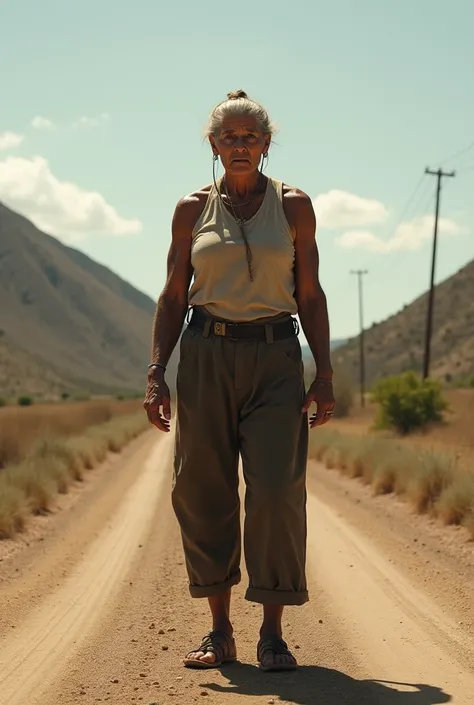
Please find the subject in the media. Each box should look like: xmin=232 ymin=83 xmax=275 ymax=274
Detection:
xmin=18 ymin=395 xmax=34 ymax=407
xmin=0 ymin=396 xmax=7 ymax=408
xmin=371 ymin=371 xmax=447 ymax=435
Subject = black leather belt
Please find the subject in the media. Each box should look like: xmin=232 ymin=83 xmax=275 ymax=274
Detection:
xmin=188 ymin=308 xmax=298 ymax=342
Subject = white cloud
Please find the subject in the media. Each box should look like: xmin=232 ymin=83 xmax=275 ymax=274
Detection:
xmin=0 ymin=155 xmax=142 ymax=240
xmin=313 ymin=189 xmax=389 ymax=229
xmin=337 ymin=215 xmax=464 ymax=253
xmin=0 ymin=131 xmax=24 ymax=151
xmin=337 ymin=230 xmax=386 ymax=251
xmin=71 ymin=112 xmax=109 ymax=130
xmin=31 ymin=116 xmax=55 ymax=130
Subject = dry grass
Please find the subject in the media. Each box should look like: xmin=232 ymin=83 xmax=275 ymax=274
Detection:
xmin=436 ymin=476 xmax=474 ymax=526
xmin=0 ymin=410 xmax=149 ymax=539
xmin=331 ymin=388 xmax=474 ymax=474
xmin=310 ymin=429 xmax=474 ymax=541
xmin=0 ymin=399 xmax=142 ymax=469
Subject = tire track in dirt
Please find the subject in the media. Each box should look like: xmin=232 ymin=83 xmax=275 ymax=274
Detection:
xmin=0 ymin=434 xmax=173 ymax=705
xmin=305 ymin=490 xmax=474 ymax=702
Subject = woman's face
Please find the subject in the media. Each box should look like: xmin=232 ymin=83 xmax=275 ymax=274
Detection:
xmin=210 ymin=114 xmax=270 ymax=176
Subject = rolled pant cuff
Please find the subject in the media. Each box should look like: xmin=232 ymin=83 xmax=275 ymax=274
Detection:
xmin=245 ymin=586 xmax=309 ymax=606
xmin=188 ymin=571 xmax=241 ymax=598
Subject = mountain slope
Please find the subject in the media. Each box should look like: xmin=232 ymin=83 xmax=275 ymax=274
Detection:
xmin=332 ymin=259 xmax=474 ymax=385
xmin=0 ymin=203 xmax=170 ymax=398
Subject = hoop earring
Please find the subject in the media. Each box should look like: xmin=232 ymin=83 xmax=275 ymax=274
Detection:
xmin=212 ymin=154 xmax=220 ymax=191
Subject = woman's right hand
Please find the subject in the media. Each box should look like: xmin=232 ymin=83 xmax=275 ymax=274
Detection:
xmin=143 ymin=369 xmax=171 ymax=433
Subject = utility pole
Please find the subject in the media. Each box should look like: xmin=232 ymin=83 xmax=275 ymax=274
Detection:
xmin=351 ymin=269 xmax=368 ymax=408
xmin=422 ymin=167 xmax=456 ymax=379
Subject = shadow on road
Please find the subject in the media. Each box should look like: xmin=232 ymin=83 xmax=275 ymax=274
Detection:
xmin=200 ymin=664 xmax=451 ymax=704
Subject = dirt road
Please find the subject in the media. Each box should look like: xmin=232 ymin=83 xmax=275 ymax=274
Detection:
xmin=1 ymin=431 xmax=473 ymax=705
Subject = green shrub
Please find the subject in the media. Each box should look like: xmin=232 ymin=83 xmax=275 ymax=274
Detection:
xmin=371 ymin=371 xmax=447 ymax=435
xmin=18 ymin=395 xmax=34 ymax=407
xmin=0 ymin=396 xmax=7 ymax=408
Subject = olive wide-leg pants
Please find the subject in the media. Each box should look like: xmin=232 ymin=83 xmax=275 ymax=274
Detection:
xmin=172 ymin=321 xmax=309 ymax=606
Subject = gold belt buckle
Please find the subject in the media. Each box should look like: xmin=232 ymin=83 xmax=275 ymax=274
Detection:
xmin=213 ymin=321 xmax=226 ymax=336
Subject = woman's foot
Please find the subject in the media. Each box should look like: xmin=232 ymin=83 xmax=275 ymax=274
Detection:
xmin=184 ymin=628 xmax=236 ymax=668
xmin=184 ymin=591 xmax=234 ymax=667
xmin=258 ymin=604 xmax=297 ymax=671
xmin=257 ymin=634 xmax=298 ymax=671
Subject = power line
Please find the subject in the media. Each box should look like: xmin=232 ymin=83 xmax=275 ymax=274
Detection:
xmin=422 ymin=167 xmax=456 ymax=380
xmin=437 ymin=140 xmax=474 ymax=169
xmin=362 ymin=186 xmax=435 ymax=286
xmin=456 ymin=162 xmax=474 ymax=175
xmin=326 ymin=173 xmax=431 ymax=304
xmin=350 ymin=269 xmax=368 ymax=408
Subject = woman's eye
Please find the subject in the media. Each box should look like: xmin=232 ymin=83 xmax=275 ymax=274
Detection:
xmin=246 ymin=134 xmax=258 ymax=142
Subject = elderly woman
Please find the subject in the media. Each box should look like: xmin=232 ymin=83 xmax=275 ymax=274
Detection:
xmin=144 ymin=90 xmax=335 ymax=672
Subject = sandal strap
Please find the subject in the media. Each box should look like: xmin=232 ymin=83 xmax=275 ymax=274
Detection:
xmin=257 ymin=636 xmax=291 ymax=661
xmin=186 ymin=630 xmax=235 ymax=662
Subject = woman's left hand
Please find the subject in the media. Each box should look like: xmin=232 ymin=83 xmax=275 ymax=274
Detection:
xmin=302 ymin=378 xmax=336 ymax=428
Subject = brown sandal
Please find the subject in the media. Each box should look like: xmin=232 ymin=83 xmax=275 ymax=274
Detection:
xmin=183 ymin=630 xmax=237 ymax=669
xmin=257 ymin=636 xmax=298 ymax=672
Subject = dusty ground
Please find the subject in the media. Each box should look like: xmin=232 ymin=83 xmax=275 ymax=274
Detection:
xmin=1 ymin=429 xmax=474 ymax=705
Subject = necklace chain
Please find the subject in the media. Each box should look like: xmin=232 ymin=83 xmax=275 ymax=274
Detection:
xmin=221 ymin=174 xmax=263 ymax=224
xmin=213 ymin=171 xmax=264 ymax=284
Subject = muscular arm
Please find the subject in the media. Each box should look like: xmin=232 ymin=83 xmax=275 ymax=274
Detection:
xmin=285 ymin=188 xmax=333 ymax=379
xmin=144 ymin=193 xmax=202 ymax=431
xmin=284 ymin=187 xmax=335 ymax=426
xmin=150 ymin=198 xmax=196 ymax=367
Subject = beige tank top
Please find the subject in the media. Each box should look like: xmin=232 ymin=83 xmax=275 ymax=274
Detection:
xmin=188 ymin=176 xmax=298 ymax=322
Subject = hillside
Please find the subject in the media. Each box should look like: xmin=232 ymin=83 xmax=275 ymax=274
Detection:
xmin=0 ymin=202 xmax=179 ymax=399
xmin=332 ymin=259 xmax=474 ymax=386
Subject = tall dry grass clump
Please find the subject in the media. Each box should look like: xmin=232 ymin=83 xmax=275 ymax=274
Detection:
xmin=0 ymin=399 xmax=142 ymax=469
xmin=436 ymin=475 xmax=474 ymax=527
xmin=406 ymin=452 xmax=456 ymax=514
xmin=310 ymin=429 xmax=474 ymax=539
xmin=0 ymin=409 xmax=149 ymax=539
xmin=0 ymin=479 xmax=26 ymax=538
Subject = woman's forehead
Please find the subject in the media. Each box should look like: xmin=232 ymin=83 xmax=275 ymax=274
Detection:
xmin=218 ymin=114 xmax=261 ymax=133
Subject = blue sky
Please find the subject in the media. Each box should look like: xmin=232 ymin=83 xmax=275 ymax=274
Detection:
xmin=1 ymin=0 xmax=473 ymax=340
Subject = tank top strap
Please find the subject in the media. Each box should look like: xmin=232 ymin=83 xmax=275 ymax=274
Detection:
xmin=269 ymin=177 xmax=283 ymax=202
xmin=192 ymin=179 xmax=221 ymax=238
xmin=264 ymin=177 xmax=293 ymax=243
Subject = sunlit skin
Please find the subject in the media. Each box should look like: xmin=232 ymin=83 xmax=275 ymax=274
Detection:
xmin=143 ymin=112 xmax=335 ymax=668
xmin=210 ymin=115 xmax=270 ymax=200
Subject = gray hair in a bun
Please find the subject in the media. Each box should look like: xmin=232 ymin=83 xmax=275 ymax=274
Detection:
xmin=205 ymin=90 xmax=277 ymax=137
